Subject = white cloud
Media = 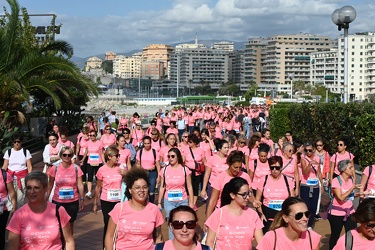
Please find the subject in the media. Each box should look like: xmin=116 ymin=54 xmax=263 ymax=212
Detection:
xmin=52 ymin=0 xmax=374 ymax=57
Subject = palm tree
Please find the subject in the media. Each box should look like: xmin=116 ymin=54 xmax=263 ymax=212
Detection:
xmin=0 ymin=0 xmax=98 ymax=130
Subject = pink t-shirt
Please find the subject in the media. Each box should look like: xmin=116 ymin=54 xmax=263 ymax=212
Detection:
xmin=159 ymin=146 xmax=173 ymax=163
xmin=363 ymin=165 xmax=375 ymax=192
xmin=159 ymin=165 xmax=191 ymax=201
xmin=136 ymin=148 xmax=156 ymax=170
xmin=131 ymin=129 xmax=144 ymax=147
xmin=257 ymin=227 xmax=321 ymax=250
xmin=281 ymin=155 xmax=297 ymax=179
xmin=166 ymin=127 xmax=178 ymax=136
xmin=7 ymin=203 xmax=70 ymax=250
xmin=331 ymin=176 xmax=355 ymax=216
xmin=0 ymin=171 xmax=13 ymax=211
xmin=48 ymin=163 xmax=83 ymax=203
xmin=211 ymin=171 xmax=251 ymax=208
xmin=77 ymin=135 xmax=89 ymax=156
xmin=108 ymin=201 xmax=164 ymax=250
xmin=206 ymin=155 xmax=229 ymax=184
xmin=250 ymin=159 xmax=271 ymax=190
xmin=333 ymin=229 xmax=375 ymax=250
xmin=162 ymin=240 xmax=204 ymax=249
xmin=260 ymin=175 xmax=294 ymax=210
xmin=183 ymin=147 xmax=205 ymax=176
xmin=96 ymin=165 xmax=123 ymax=202
xmin=100 ymin=134 xmax=116 ymax=149
xmin=58 ymin=139 xmax=74 ymax=149
xmin=301 ymin=155 xmax=321 ymax=185
xmin=163 ymin=117 xmax=171 ymax=126
xmin=330 ymin=151 xmax=355 ymax=175
xmin=261 ymin=138 xmax=274 ymax=148
xmin=199 ymin=141 xmax=212 ymax=160
xmin=86 ymin=140 xmax=104 ymax=165
xmin=151 ymin=139 xmax=164 ymax=153
xmin=118 ymin=148 xmax=131 ymax=168
xmin=205 ymin=206 xmax=263 ymax=250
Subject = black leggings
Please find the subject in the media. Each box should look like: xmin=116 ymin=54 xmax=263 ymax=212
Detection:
xmin=328 ymin=213 xmax=356 ymax=250
xmin=0 ymin=210 xmax=10 ymax=250
xmin=100 ymin=199 xmax=119 ymax=248
xmin=191 ymin=172 xmax=202 ymax=196
xmin=87 ymin=164 xmax=102 ymax=182
xmin=261 ymin=204 xmax=279 ymax=234
xmin=78 ymin=155 xmax=88 ymax=182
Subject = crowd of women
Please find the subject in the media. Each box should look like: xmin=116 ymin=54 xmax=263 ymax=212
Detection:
xmin=1 ymin=104 xmax=375 ymax=249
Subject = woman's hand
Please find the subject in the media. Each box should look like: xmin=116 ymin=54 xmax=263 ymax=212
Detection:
xmin=260 ymin=213 xmax=267 ymax=222
xmin=200 ymin=190 xmax=207 ymax=200
xmin=252 ymin=200 xmax=262 ymax=209
xmin=79 ymin=199 xmax=85 ymax=211
xmin=93 ymin=203 xmax=98 ymax=214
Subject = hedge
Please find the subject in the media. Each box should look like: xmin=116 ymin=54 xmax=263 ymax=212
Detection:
xmin=269 ymin=102 xmax=375 ymax=169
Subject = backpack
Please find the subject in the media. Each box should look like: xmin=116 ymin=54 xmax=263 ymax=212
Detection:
xmin=262 ymin=174 xmax=291 ymax=196
xmin=7 ymin=148 xmax=27 ymax=158
xmin=162 ymin=165 xmax=187 ymax=192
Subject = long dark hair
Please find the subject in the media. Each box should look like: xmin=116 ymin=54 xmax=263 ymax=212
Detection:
xmin=168 ymin=205 xmax=199 ymax=243
xmin=221 ymin=177 xmax=249 ymax=207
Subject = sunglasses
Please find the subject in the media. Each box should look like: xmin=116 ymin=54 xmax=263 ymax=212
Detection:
xmin=89 ymin=134 xmax=96 ymax=137
xmin=293 ymin=211 xmax=311 ymax=220
xmin=337 ymin=143 xmax=344 ymax=146
xmin=365 ymin=223 xmax=375 ymax=229
xmin=236 ymin=191 xmax=251 ymax=199
xmin=182 ymin=136 xmax=188 ymax=138
xmin=151 ymin=133 xmax=158 ymax=135
xmin=13 ymin=140 xmax=21 ymax=144
xmin=171 ymin=220 xmax=197 ymax=229
xmin=123 ymin=132 xmax=130 ymax=134
xmin=112 ymin=154 xmax=120 ymax=158
xmin=167 ymin=155 xmax=176 ymax=159
xmin=288 ymin=149 xmax=294 ymax=153
xmin=316 ymin=144 xmax=323 ymax=147
xmin=270 ymin=166 xmax=281 ymax=171
xmin=62 ymin=154 xmax=73 ymax=157
xmin=305 ymin=149 xmax=314 ymax=153
xmin=105 ymin=128 xmax=111 ymax=130
xmin=239 ymin=141 xmax=246 ymax=145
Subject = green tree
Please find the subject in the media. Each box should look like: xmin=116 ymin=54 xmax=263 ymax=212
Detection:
xmin=0 ymin=0 xmax=98 ymax=130
xmin=243 ymin=82 xmax=258 ymax=101
xmin=102 ymin=60 xmax=113 ymax=74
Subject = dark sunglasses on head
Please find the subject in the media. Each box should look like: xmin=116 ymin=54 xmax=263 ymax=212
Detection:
xmin=62 ymin=154 xmax=73 ymax=157
xmin=13 ymin=140 xmax=21 ymax=144
xmin=171 ymin=220 xmax=197 ymax=229
xmin=167 ymin=155 xmax=176 ymax=159
xmin=294 ymin=211 xmax=311 ymax=220
xmin=270 ymin=166 xmax=281 ymax=171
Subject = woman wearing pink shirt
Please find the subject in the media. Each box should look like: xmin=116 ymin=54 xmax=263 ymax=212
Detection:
xmin=166 ymin=121 xmax=179 ymax=142
xmin=330 ymin=138 xmax=355 ymax=185
xmin=333 ymin=198 xmax=375 ymax=250
xmin=159 ymin=133 xmax=178 ymax=165
xmin=178 ymin=131 xmax=190 ymax=155
xmin=249 ymin=134 xmax=261 ymax=160
xmin=104 ymin=168 xmax=163 ymax=250
xmin=7 ymin=172 xmax=74 ymax=250
xmin=47 ymin=146 xmax=84 ymax=233
xmin=249 ymin=143 xmax=271 ymax=195
xmin=201 ymin=140 xmax=229 ymax=204
xmin=93 ymin=146 xmax=124 ymax=247
xmin=131 ymin=121 xmax=144 ymax=150
xmin=43 ymin=132 xmax=63 ymax=174
xmin=281 ymin=143 xmax=300 ymax=196
xmin=300 ymin=142 xmax=323 ymax=229
xmin=328 ymin=159 xmax=361 ymax=250
xmin=100 ymin=124 xmax=116 ymax=150
xmin=163 ymin=112 xmax=171 ymax=134
xmin=235 ymin=135 xmax=250 ymax=171
xmin=158 ymin=148 xmax=194 ymax=239
xmin=116 ymin=135 xmax=132 ymax=170
xmin=150 ymin=128 xmax=165 ymax=153
xmin=59 ymin=131 xmax=75 ymax=152
xmin=261 ymin=128 xmax=275 ymax=154
xmin=81 ymin=130 xmax=104 ymax=199
xmin=274 ymin=136 xmax=287 ymax=157
xmin=205 ymin=151 xmax=252 ymax=221
xmin=254 ymin=156 xmax=295 ymax=234
xmin=206 ymin=177 xmax=263 ymax=249
xmin=187 ymin=112 xmax=195 ymax=134
xmin=257 ymin=197 xmax=322 ymax=250
xmin=232 ymin=117 xmax=242 ymax=134
xmin=75 ymin=125 xmax=90 ymax=183
xmin=184 ymin=134 xmax=207 ymax=211
xmin=200 ymin=129 xmax=215 ymax=160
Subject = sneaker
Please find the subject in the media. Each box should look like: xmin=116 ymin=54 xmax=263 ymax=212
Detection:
xmin=193 ymin=205 xmax=198 ymax=211
xmin=85 ymin=191 xmax=92 ymax=199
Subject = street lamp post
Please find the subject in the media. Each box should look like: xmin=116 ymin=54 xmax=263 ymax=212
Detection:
xmin=288 ymin=74 xmax=293 ymax=99
xmin=332 ymin=6 xmax=356 ymax=104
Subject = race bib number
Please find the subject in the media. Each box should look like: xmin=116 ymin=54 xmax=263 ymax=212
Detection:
xmin=307 ymin=178 xmax=319 ymax=186
xmin=268 ymin=200 xmax=283 ymax=211
xmin=59 ymin=187 xmax=74 ymax=200
xmin=167 ymin=190 xmax=183 ymax=201
xmin=347 ymin=192 xmax=354 ymax=201
xmin=107 ymin=189 xmax=121 ymax=201
xmin=89 ymin=153 xmax=99 ymax=166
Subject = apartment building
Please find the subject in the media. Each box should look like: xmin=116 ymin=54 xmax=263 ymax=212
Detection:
xmin=142 ymin=44 xmax=174 ymax=79
xmin=310 ymin=32 xmax=375 ymax=101
xmin=85 ymin=56 xmax=102 ymax=71
xmin=113 ymin=52 xmax=142 ymax=79
xmin=105 ymin=51 xmax=116 ymax=61
xmin=243 ymin=38 xmax=267 ymax=84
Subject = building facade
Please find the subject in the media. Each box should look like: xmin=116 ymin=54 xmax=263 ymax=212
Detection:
xmin=113 ymin=53 xmax=142 ymax=79
xmin=85 ymin=56 xmax=103 ymax=71
xmin=142 ymin=44 xmax=174 ymax=79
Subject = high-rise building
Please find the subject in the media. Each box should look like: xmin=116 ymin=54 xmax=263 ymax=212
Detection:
xmin=142 ymin=44 xmax=174 ymax=79
xmin=113 ymin=52 xmax=142 ymax=79
xmin=243 ymin=38 xmax=267 ymax=84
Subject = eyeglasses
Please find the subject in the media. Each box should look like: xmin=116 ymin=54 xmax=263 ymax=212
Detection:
xmin=365 ymin=223 xmax=375 ymax=229
xmin=305 ymin=149 xmax=314 ymax=153
xmin=236 ymin=191 xmax=251 ymax=199
xmin=112 ymin=154 xmax=120 ymax=158
xmin=337 ymin=143 xmax=344 ymax=147
xmin=270 ymin=166 xmax=281 ymax=171
xmin=239 ymin=141 xmax=246 ymax=145
xmin=105 ymin=128 xmax=111 ymax=130
xmin=123 ymin=132 xmax=130 ymax=135
xmin=171 ymin=220 xmax=197 ymax=229
xmin=167 ymin=155 xmax=176 ymax=159
xmin=13 ymin=140 xmax=21 ymax=144
xmin=89 ymin=134 xmax=96 ymax=137
xmin=132 ymin=186 xmax=148 ymax=192
xmin=292 ymin=211 xmax=311 ymax=220
xmin=316 ymin=144 xmax=323 ymax=147
xmin=287 ymin=149 xmax=294 ymax=153
xmin=62 ymin=153 xmax=73 ymax=157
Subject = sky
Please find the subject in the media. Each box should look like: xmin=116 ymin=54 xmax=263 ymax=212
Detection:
xmin=2 ymin=0 xmax=373 ymax=58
